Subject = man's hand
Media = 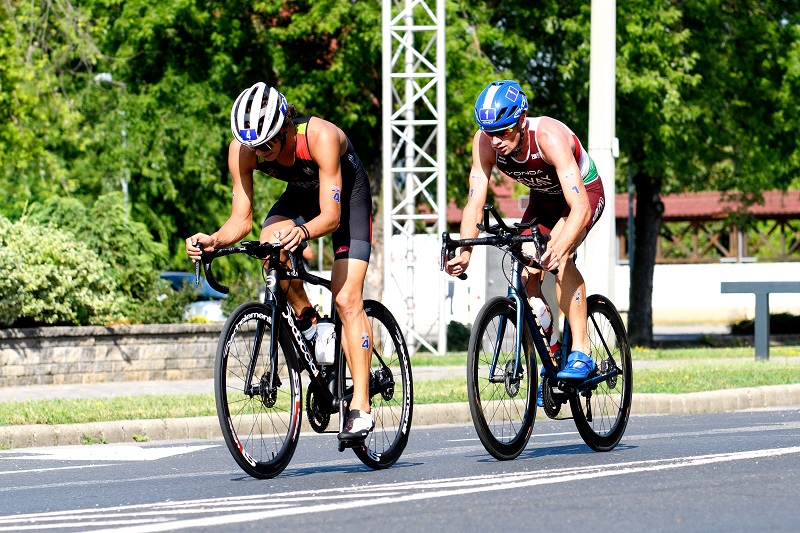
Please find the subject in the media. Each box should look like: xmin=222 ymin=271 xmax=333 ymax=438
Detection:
xmin=186 ymin=233 xmax=215 ymax=263
xmin=445 ymin=253 xmax=470 ymax=278
xmin=274 ymin=224 xmax=305 ymax=252
xmin=539 ymin=240 xmax=570 ymax=273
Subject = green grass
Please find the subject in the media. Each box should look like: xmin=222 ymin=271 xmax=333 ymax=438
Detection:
xmin=411 ymin=352 xmax=467 ymax=366
xmin=635 ymin=360 xmax=800 ymax=393
xmin=631 ymin=345 xmax=800 ymax=361
xmin=0 ymin=395 xmax=216 ymax=426
xmin=1 ymin=346 xmax=798 ymax=426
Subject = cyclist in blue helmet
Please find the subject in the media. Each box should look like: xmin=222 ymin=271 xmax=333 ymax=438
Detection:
xmin=446 ymin=79 xmax=607 ymax=392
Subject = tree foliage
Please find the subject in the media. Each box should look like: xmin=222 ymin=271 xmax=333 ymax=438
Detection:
xmin=2 ymin=0 xmax=799 ymax=335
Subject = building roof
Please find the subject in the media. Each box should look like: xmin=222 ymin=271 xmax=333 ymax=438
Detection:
xmin=445 ymin=181 xmax=800 ymax=224
xmin=614 ymin=190 xmax=800 ymax=220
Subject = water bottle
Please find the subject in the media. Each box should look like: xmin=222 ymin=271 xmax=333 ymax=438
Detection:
xmin=530 ymin=297 xmax=558 ymax=354
xmin=315 ymin=319 xmax=336 ymax=365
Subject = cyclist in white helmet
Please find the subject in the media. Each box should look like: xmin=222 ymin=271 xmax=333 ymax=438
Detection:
xmin=186 ymin=82 xmax=375 ymax=442
xmin=445 ymin=80 xmax=607 ymax=403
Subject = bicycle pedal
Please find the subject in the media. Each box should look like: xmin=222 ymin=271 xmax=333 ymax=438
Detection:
xmin=338 ymin=436 xmax=366 ymax=449
xmin=337 ymin=438 xmax=365 ymax=452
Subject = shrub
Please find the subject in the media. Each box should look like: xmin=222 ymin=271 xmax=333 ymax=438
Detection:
xmin=221 ymin=272 xmax=264 ymax=315
xmin=28 ymin=193 xmax=191 ymax=324
xmin=0 ymin=216 xmax=122 ymax=326
xmin=730 ymin=313 xmax=800 ymax=335
xmin=447 ymin=320 xmax=471 ymax=352
xmin=124 ymin=277 xmax=197 ymax=325
xmin=30 ymin=193 xmax=169 ymax=301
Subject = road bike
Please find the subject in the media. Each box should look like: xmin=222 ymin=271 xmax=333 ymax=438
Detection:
xmin=440 ymin=205 xmax=631 ymax=460
xmin=197 ymin=240 xmax=413 ymax=478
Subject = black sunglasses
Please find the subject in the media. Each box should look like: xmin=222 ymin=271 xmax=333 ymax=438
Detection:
xmin=250 ymin=130 xmax=287 ymax=153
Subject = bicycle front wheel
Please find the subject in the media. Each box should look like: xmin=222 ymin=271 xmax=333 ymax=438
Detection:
xmin=215 ymin=302 xmax=302 ymax=479
xmin=467 ymin=297 xmax=536 ymax=461
xmin=352 ymin=300 xmax=413 ymax=469
xmin=569 ymin=295 xmax=632 ymax=452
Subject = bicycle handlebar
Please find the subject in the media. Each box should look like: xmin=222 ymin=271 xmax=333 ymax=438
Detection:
xmin=195 ymin=241 xmax=320 ymax=295
xmin=440 ymin=205 xmax=557 ymax=277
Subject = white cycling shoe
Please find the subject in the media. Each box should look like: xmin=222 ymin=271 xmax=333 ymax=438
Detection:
xmin=338 ymin=410 xmax=374 ymax=442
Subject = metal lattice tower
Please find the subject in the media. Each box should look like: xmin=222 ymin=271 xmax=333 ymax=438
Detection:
xmin=381 ymin=0 xmax=447 ymax=354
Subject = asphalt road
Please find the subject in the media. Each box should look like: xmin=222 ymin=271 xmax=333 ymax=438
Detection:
xmin=2 ymin=408 xmax=799 ymax=532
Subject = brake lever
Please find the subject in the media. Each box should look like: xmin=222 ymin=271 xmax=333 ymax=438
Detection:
xmin=441 ymin=232 xmax=468 ymax=280
xmin=194 ymin=244 xmax=202 ymax=286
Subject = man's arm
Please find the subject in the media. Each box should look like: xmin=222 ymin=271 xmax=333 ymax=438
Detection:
xmin=445 ymin=131 xmax=494 ymax=277
xmin=275 ymin=118 xmax=343 ymax=251
xmin=187 ymin=141 xmax=256 ymax=261
xmin=536 ymin=118 xmax=591 ymax=272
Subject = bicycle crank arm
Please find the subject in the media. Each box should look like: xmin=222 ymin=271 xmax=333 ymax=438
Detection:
xmin=575 ymin=368 xmax=621 ymax=392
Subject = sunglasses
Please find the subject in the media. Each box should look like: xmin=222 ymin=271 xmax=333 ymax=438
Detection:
xmin=482 ymin=125 xmax=516 ymax=139
xmin=249 ymin=130 xmax=287 ymax=153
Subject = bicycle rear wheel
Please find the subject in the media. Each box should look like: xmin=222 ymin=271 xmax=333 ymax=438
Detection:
xmin=215 ymin=302 xmax=302 ymax=479
xmin=467 ymin=296 xmax=536 ymax=461
xmin=351 ymin=300 xmax=413 ymax=469
xmin=568 ymin=295 xmax=632 ymax=451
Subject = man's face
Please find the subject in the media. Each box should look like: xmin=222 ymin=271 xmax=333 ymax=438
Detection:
xmin=484 ymin=118 xmax=522 ymax=156
xmin=250 ymin=129 xmax=287 ymax=160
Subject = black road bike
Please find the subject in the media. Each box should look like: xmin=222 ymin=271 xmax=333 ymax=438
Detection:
xmin=198 ymin=241 xmax=413 ymax=478
xmin=441 ymin=206 xmax=632 ymax=460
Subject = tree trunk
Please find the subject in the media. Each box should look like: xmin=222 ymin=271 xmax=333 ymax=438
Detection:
xmin=628 ymin=173 xmax=664 ymax=347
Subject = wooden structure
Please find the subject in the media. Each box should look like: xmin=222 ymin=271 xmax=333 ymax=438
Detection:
xmin=446 ymin=183 xmax=800 ymax=264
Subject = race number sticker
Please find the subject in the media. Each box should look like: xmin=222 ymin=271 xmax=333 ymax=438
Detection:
xmin=239 ymin=129 xmax=257 ymax=141
xmin=478 ymin=108 xmax=497 ymax=122
xmin=361 ymin=332 xmax=370 ymax=349
xmin=332 ymin=186 xmax=341 ymax=203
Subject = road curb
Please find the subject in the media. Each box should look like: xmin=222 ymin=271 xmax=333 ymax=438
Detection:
xmin=2 ymin=384 xmax=799 ymax=450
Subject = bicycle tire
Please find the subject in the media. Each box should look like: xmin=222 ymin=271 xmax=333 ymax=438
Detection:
xmin=215 ymin=301 xmax=302 ymax=479
xmin=568 ymin=295 xmax=632 ymax=452
xmin=352 ymin=300 xmax=413 ymax=469
xmin=467 ymin=296 xmax=536 ymax=460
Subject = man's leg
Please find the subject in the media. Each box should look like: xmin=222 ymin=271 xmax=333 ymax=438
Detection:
xmin=548 ymin=219 xmax=590 ymax=356
xmin=330 ymin=257 xmax=372 ymax=413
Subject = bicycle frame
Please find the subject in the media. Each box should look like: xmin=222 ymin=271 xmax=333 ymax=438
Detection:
xmin=201 ymin=241 xmax=397 ymax=425
xmin=261 ymin=251 xmax=347 ymax=418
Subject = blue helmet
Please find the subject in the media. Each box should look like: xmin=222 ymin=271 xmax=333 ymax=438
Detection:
xmin=473 ymin=80 xmax=528 ymax=131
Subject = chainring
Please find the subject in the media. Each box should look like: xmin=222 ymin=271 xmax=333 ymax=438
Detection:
xmin=305 ymin=383 xmax=330 ymax=433
xmin=541 ymin=376 xmax=562 ymax=419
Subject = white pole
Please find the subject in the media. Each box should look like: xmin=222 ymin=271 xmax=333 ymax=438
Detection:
xmin=582 ymin=0 xmax=617 ymax=300
xmin=381 ymin=0 xmax=392 ymax=310
xmin=436 ymin=0 xmax=448 ymax=354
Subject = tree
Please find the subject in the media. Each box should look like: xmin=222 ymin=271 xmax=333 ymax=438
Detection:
xmin=618 ymin=0 xmax=800 ymax=346
xmin=0 ymin=0 xmax=98 ymax=217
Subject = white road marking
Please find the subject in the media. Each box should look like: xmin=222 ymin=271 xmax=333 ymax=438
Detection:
xmin=2 ymin=445 xmax=219 ymax=462
xmin=0 ymin=464 xmax=109 ymax=476
xmin=1 ymin=446 xmax=798 ymax=532
xmin=448 ymin=431 xmax=574 ymax=442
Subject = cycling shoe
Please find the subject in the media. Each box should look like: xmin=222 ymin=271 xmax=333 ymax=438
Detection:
xmin=338 ymin=409 xmax=374 ymax=442
xmin=556 ymin=350 xmax=595 ymax=380
xmin=537 ymin=367 xmax=545 ymax=408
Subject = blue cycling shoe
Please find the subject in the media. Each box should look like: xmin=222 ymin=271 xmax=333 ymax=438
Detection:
xmin=556 ymin=350 xmax=595 ymax=380
xmin=536 ymin=367 xmax=545 ymax=407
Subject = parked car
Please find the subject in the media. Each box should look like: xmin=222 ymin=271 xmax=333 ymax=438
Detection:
xmin=159 ymin=271 xmax=228 ymax=322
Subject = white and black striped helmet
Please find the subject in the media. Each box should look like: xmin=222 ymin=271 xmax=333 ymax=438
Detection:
xmin=230 ymin=82 xmax=288 ymax=147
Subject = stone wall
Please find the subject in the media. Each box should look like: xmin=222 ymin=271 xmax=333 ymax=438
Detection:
xmin=0 ymin=324 xmax=223 ymax=387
